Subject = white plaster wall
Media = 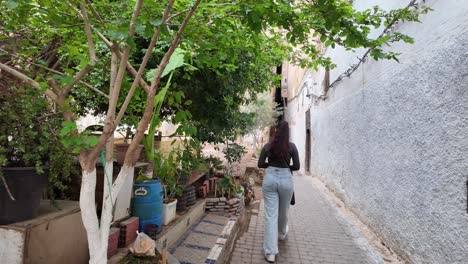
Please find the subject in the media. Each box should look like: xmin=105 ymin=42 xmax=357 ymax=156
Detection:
xmin=0 ymin=228 xmax=24 ymax=264
xmin=287 ymin=98 xmax=307 ymax=174
xmin=286 ymin=0 xmax=468 ymax=263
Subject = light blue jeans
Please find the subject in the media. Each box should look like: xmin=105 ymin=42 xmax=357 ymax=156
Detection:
xmin=263 ymin=167 xmax=294 ymax=255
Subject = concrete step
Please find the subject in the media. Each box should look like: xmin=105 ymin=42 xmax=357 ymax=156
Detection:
xmin=169 ymin=213 xmax=241 ymax=264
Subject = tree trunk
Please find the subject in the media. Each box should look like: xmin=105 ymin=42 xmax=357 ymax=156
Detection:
xmin=79 ymin=163 xmax=134 ymax=263
xmin=79 ymin=169 xmax=104 ymax=264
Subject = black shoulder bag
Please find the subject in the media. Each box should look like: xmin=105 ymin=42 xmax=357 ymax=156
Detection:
xmin=290 ymin=168 xmax=295 ymax=205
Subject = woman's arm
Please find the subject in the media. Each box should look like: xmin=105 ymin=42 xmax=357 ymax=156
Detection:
xmin=290 ymin=143 xmax=300 ymax=171
xmin=257 ymin=146 xmax=269 ymax=168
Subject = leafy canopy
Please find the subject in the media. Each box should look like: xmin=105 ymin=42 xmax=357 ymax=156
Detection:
xmin=0 ymin=0 xmax=430 ymax=144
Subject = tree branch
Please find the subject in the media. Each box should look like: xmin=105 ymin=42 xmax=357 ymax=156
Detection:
xmin=47 ymin=78 xmax=61 ymax=95
xmin=86 ymin=0 xmax=144 ymax=164
xmin=0 ymin=48 xmax=108 ymax=99
xmin=0 ymin=63 xmax=58 ymax=102
xmin=108 ymin=0 xmax=143 ymax=115
xmin=149 ymin=0 xmax=202 ymax=92
xmin=85 ymin=0 xmax=104 ymax=25
xmin=95 ymin=31 xmax=150 ymax=93
xmin=62 ymin=3 xmax=98 ymax=95
xmin=124 ymin=0 xmax=202 ymax=166
xmin=120 ymin=0 xmax=202 ymax=167
xmin=167 ymin=8 xmax=190 ymax=21
xmin=115 ymin=0 xmax=176 ymax=125
xmin=47 ymin=78 xmax=76 ymax=122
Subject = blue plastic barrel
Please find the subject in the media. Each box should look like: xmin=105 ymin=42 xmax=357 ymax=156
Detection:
xmin=131 ymin=179 xmax=163 ymax=230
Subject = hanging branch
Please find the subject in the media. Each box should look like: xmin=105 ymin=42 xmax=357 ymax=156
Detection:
xmin=327 ymin=0 xmax=420 ymax=90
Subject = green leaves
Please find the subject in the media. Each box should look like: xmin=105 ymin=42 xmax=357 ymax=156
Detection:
xmin=223 ymin=143 xmax=246 ymax=165
xmin=4 ymin=0 xmax=19 ymax=10
xmin=162 ymin=48 xmax=186 ymax=78
xmin=0 ymin=0 xmax=430 ymax=164
xmin=60 ymin=121 xmax=99 ymax=153
xmin=146 ymin=48 xmax=190 ymax=81
xmin=150 ymin=19 xmax=162 ymax=27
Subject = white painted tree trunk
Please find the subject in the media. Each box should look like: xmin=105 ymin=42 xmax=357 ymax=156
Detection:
xmin=79 ymin=169 xmax=103 ymax=264
xmin=80 ymin=165 xmax=134 ymax=264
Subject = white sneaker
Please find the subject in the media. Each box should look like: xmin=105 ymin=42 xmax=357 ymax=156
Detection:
xmin=279 ymin=225 xmax=289 ymax=240
xmin=265 ymin=254 xmax=276 ymax=263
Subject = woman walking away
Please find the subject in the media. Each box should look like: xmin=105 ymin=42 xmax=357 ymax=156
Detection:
xmin=258 ymin=121 xmax=300 ymax=263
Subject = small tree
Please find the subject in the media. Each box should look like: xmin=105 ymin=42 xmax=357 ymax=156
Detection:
xmin=242 ymin=92 xmax=281 ymax=150
xmin=1 ymin=1 xmax=202 ymax=262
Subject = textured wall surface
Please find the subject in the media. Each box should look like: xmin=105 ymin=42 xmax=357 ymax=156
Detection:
xmin=286 ymin=0 xmax=468 ymax=263
xmin=0 ymin=228 xmax=23 ymax=264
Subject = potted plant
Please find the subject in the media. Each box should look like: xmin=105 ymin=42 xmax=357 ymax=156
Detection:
xmin=154 ymin=150 xmax=182 ymax=225
xmin=204 ymin=155 xmax=223 ymax=177
xmin=218 ymin=175 xmax=238 ymax=199
xmin=174 ymin=139 xmax=206 ymax=211
xmin=0 ymin=87 xmax=74 ymax=224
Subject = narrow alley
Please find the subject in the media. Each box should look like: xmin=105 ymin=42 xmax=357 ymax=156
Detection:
xmin=1 ymin=1 xmax=466 ymax=263
xmin=230 ymin=174 xmax=380 ymax=264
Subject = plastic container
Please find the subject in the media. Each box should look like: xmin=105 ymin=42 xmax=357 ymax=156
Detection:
xmin=131 ymin=179 xmax=163 ymax=228
xmin=163 ymin=199 xmax=177 ymax=225
xmin=132 ymin=179 xmax=163 ymax=203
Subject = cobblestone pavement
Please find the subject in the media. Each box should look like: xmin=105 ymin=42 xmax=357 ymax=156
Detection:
xmin=230 ymin=174 xmax=371 ymax=264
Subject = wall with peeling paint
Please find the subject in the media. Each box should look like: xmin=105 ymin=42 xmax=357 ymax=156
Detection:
xmin=286 ymin=0 xmax=468 ymax=263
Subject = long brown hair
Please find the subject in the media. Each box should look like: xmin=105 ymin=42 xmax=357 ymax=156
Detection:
xmin=270 ymin=121 xmax=289 ymax=159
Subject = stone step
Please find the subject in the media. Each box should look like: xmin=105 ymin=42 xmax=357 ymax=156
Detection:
xmin=169 ymin=213 xmax=241 ymax=264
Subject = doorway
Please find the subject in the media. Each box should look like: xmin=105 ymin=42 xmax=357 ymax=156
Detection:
xmin=305 ymin=109 xmax=311 ymax=173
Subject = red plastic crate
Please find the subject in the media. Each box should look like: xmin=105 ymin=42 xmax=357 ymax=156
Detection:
xmin=108 ymin=228 xmax=120 ymax=258
xmin=119 ymin=217 xmax=139 ymax=247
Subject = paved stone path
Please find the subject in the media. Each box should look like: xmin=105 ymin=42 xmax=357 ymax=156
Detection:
xmin=230 ymin=174 xmax=371 ymax=264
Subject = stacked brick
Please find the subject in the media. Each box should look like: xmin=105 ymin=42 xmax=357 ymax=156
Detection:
xmin=108 ymin=228 xmax=120 ymax=258
xmin=107 ymin=217 xmax=140 ymax=259
xmin=119 ymin=217 xmax=139 ymax=247
xmin=206 ymin=197 xmax=244 ymax=216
